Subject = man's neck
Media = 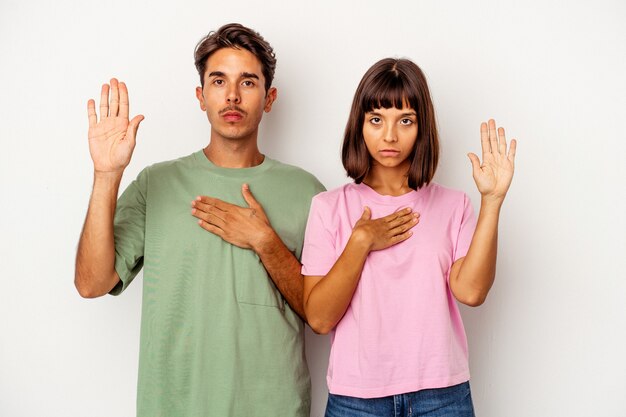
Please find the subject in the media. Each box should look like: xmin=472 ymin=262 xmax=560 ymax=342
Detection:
xmin=203 ymin=136 xmax=264 ymax=168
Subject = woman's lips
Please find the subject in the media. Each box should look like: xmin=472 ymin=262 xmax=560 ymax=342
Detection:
xmin=379 ymin=149 xmax=400 ymax=157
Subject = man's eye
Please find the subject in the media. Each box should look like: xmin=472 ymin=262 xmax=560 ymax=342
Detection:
xmin=213 ymin=79 xmax=224 ymax=85
xmin=242 ymin=80 xmax=254 ymax=87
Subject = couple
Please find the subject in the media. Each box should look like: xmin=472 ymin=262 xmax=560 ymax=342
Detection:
xmin=75 ymin=23 xmax=516 ymax=417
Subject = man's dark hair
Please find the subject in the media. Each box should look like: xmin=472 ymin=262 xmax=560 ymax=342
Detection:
xmin=342 ymin=58 xmax=440 ymax=190
xmin=194 ymin=23 xmax=276 ymax=93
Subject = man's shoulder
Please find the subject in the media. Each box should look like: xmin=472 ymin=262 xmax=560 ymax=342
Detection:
xmin=266 ymin=158 xmax=325 ymax=192
xmin=141 ymin=152 xmax=198 ymax=176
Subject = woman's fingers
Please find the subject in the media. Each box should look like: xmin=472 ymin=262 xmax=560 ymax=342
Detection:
xmin=383 ymin=207 xmax=411 ymax=223
xmin=488 ymin=119 xmax=499 ymax=154
xmin=480 ymin=122 xmax=490 ymax=156
xmin=508 ymin=139 xmax=517 ymax=162
xmin=389 ymin=215 xmax=419 ymax=236
xmin=497 ymin=127 xmax=507 ymax=154
xmin=467 ymin=152 xmax=481 ymax=176
xmin=387 ymin=210 xmax=418 ymax=229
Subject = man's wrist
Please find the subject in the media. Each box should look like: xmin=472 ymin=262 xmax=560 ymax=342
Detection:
xmin=94 ymin=169 xmax=124 ymax=183
xmin=253 ymin=225 xmax=280 ymax=257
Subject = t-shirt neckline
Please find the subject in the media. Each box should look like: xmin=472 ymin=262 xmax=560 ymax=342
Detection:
xmin=193 ymin=149 xmax=274 ymax=178
xmin=353 ymin=182 xmax=427 ymax=205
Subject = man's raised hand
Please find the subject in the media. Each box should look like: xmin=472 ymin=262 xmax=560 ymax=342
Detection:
xmin=87 ymin=78 xmax=144 ymax=173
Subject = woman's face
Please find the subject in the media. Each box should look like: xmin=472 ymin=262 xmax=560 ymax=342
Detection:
xmin=362 ymin=105 xmax=418 ymax=170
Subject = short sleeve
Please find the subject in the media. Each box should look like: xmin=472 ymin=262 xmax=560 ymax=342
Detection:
xmin=301 ymin=195 xmax=337 ymax=277
xmin=453 ymin=193 xmax=477 ymax=262
xmin=109 ymin=169 xmax=148 ymax=295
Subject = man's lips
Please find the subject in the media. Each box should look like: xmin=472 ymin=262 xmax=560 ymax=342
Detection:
xmin=222 ymin=111 xmax=243 ymax=122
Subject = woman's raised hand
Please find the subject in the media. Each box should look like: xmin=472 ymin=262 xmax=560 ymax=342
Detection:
xmin=351 ymin=207 xmax=419 ymax=252
xmin=87 ymin=78 xmax=144 ymax=173
xmin=468 ymin=119 xmax=517 ymax=202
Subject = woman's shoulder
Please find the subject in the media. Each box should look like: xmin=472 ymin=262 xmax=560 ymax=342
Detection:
xmin=310 ymin=183 xmax=359 ymax=209
xmin=426 ymin=182 xmax=471 ymax=206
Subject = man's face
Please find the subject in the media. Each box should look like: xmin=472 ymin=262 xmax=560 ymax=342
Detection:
xmin=196 ymin=47 xmax=276 ymax=143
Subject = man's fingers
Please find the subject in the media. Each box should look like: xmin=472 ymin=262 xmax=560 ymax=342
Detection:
xmin=241 ymin=183 xmax=260 ymax=209
xmin=192 ymin=208 xmax=227 ymax=228
xmin=99 ymin=83 xmax=110 ymax=118
xmin=197 ymin=219 xmax=225 ymax=238
xmin=87 ymin=99 xmax=97 ymax=127
xmin=192 ymin=199 xmax=227 ymax=222
xmin=127 ymin=115 xmax=144 ymax=141
xmin=119 ymin=81 xmax=130 ymax=119
xmin=196 ymin=195 xmax=231 ymax=211
xmin=109 ymin=78 xmax=120 ymax=117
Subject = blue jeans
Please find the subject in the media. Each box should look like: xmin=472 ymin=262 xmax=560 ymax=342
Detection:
xmin=325 ymin=382 xmax=475 ymax=417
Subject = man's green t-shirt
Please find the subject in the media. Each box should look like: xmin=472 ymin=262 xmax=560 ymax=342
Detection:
xmin=112 ymin=150 xmax=325 ymax=417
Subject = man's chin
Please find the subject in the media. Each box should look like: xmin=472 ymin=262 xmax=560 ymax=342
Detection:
xmin=214 ymin=127 xmax=254 ymax=141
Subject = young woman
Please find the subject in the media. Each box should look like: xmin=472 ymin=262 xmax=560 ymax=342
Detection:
xmin=302 ymin=58 xmax=517 ymax=416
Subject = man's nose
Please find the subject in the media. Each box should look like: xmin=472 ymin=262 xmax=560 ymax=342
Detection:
xmin=226 ymin=85 xmax=241 ymax=104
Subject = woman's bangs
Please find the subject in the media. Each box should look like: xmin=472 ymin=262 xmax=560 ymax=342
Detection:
xmin=362 ymin=75 xmax=417 ymax=112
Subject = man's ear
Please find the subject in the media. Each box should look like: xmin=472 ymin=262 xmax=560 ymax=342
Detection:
xmin=196 ymin=86 xmax=206 ymax=111
xmin=264 ymin=87 xmax=277 ymax=112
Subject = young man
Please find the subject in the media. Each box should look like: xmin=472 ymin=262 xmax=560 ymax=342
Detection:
xmin=75 ymin=23 xmax=324 ymax=416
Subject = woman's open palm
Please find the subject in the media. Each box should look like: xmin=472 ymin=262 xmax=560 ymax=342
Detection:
xmin=468 ymin=119 xmax=517 ymax=201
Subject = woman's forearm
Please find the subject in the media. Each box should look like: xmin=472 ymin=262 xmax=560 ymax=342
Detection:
xmin=449 ymin=197 xmax=502 ymax=306
xmin=304 ymin=233 xmax=372 ymax=334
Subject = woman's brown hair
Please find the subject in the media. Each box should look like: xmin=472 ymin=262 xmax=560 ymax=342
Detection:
xmin=342 ymin=58 xmax=439 ymax=190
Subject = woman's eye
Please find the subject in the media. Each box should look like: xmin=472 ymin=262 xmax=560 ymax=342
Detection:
xmin=400 ymin=119 xmax=414 ymax=125
xmin=370 ymin=117 xmax=381 ymax=124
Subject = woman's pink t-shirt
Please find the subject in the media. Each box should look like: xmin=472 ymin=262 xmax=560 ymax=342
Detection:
xmin=301 ymin=182 xmax=477 ymax=398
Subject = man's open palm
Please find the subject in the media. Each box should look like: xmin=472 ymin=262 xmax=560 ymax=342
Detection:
xmin=87 ymin=78 xmax=144 ymax=173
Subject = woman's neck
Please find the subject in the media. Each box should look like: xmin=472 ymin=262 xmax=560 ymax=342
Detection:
xmin=363 ymin=161 xmax=413 ymax=196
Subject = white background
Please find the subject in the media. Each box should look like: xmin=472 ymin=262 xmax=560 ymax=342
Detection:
xmin=1 ymin=1 xmax=625 ymax=416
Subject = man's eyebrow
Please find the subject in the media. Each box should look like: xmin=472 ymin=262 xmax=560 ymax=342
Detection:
xmin=207 ymin=71 xmax=259 ymax=80
xmin=240 ymin=72 xmax=259 ymax=80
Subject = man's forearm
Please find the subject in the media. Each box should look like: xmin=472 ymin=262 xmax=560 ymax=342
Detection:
xmin=75 ymin=171 xmax=123 ymax=298
xmin=254 ymin=229 xmax=306 ymax=319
